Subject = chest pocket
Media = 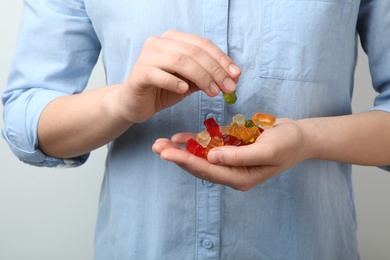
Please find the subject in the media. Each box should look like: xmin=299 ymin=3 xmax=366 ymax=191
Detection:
xmin=258 ymin=0 xmax=353 ymax=82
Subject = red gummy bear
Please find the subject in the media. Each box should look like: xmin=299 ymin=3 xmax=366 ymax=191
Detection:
xmin=186 ymin=138 xmax=206 ymax=158
xmin=204 ymin=117 xmax=222 ymax=138
xmin=222 ymin=134 xmax=245 ymax=146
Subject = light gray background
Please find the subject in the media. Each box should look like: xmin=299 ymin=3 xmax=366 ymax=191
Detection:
xmin=1 ymin=2 xmax=389 ymax=260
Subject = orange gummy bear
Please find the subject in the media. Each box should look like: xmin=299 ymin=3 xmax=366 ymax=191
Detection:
xmin=251 ymin=112 xmax=276 ymax=128
xmin=228 ymin=123 xmax=260 ymax=144
xmin=204 ymin=136 xmax=224 ymax=157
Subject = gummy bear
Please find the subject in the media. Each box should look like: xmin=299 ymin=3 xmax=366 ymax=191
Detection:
xmin=222 ymin=134 xmax=245 ymax=146
xmin=204 ymin=117 xmax=222 ymax=138
xmin=231 ymin=113 xmax=246 ymax=125
xmin=244 ymin=119 xmax=256 ymax=128
xmin=204 ymin=136 xmax=224 ymax=157
xmin=186 ymin=139 xmax=206 ymax=157
xmin=228 ymin=123 xmax=260 ymax=144
xmin=247 ymin=126 xmax=261 ymax=143
xmin=252 ymin=112 xmax=276 ymax=128
xmin=220 ymin=125 xmax=230 ymax=135
xmin=223 ymin=91 xmax=237 ymax=105
xmin=196 ymin=131 xmax=211 ymax=147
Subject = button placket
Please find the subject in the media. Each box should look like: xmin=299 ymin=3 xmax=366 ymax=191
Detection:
xmin=195 ymin=0 xmax=229 ymax=259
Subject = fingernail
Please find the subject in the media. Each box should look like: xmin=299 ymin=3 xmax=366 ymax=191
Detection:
xmin=223 ymin=78 xmax=236 ymax=93
xmin=177 ymin=81 xmax=188 ymax=92
xmin=229 ymin=64 xmax=241 ymax=76
xmin=209 ymin=82 xmax=220 ymax=95
xmin=208 ymin=150 xmax=222 ymax=164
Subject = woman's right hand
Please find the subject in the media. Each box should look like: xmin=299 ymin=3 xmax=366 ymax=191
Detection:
xmin=37 ymin=30 xmax=241 ymax=159
xmin=114 ymin=30 xmax=241 ymax=124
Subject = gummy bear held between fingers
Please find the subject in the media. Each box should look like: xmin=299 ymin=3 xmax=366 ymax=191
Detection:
xmin=223 ymin=91 xmax=237 ymax=105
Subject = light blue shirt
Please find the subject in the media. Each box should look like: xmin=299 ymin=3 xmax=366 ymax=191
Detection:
xmin=3 ymin=0 xmax=390 ymax=259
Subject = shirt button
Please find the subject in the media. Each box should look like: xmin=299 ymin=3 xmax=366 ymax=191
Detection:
xmin=202 ymin=180 xmax=214 ymax=188
xmin=205 ymin=113 xmax=217 ymax=120
xmin=202 ymin=239 xmax=213 ymax=249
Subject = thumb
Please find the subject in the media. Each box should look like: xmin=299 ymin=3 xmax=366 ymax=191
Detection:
xmin=207 ymin=144 xmax=269 ymax=166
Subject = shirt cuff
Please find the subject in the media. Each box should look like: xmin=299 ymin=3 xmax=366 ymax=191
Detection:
xmin=2 ymin=128 xmax=89 ymax=168
xmin=2 ymin=88 xmax=90 ymax=168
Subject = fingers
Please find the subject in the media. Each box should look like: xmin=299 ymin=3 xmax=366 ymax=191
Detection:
xmin=152 ymin=133 xmax=198 ymax=155
xmin=157 ymin=145 xmax=272 ymax=191
xmin=162 ymin=30 xmax=241 ymax=79
xmin=138 ymin=30 xmax=241 ymax=96
xmin=157 ymin=146 xmax=231 ymax=184
xmin=152 ymin=136 xmax=282 ymax=191
xmin=138 ymin=51 xmax=226 ymax=96
xmin=133 ymin=65 xmax=190 ymax=94
xmin=152 ymin=138 xmax=185 ymax=154
xmin=170 ymin=132 xmax=197 ymax=143
xmin=160 ymin=31 xmax=241 ymax=92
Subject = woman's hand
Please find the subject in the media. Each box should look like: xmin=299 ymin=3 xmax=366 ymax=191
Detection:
xmin=37 ymin=30 xmax=240 ymax=158
xmin=152 ymin=119 xmax=313 ymax=191
xmin=115 ymin=30 xmax=241 ymax=123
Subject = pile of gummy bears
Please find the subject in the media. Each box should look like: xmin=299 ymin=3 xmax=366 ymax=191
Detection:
xmin=186 ymin=112 xmax=276 ymax=159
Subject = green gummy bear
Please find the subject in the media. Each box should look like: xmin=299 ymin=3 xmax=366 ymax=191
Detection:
xmin=223 ymin=91 xmax=237 ymax=105
xmin=244 ymin=120 xmax=256 ymax=128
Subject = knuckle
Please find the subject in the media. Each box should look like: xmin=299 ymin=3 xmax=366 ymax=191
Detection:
xmin=184 ymin=44 xmax=202 ymax=57
xmin=209 ymin=64 xmax=226 ymax=78
xmin=170 ymin=53 xmax=187 ymax=66
xmin=198 ymin=37 xmax=213 ymax=49
xmin=216 ymin=52 xmax=229 ymax=64
xmin=196 ymin=70 xmax=211 ymax=84
xmin=140 ymin=66 xmax=154 ymax=82
xmin=160 ymin=73 xmax=172 ymax=88
xmin=140 ymin=66 xmax=172 ymax=87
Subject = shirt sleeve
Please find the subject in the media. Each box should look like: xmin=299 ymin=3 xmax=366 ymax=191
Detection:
xmin=357 ymin=0 xmax=390 ymax=112
xmin=2 ymin=0 xmax=101 ymax=167
xmin=357 ymin=0 xmax=390 ymax=171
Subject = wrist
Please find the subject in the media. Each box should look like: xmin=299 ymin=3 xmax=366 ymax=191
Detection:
xmin=296 ymin=118 xmax=324 ymax=161
xmin=102 ymin=84 xmax=135 ymax=126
